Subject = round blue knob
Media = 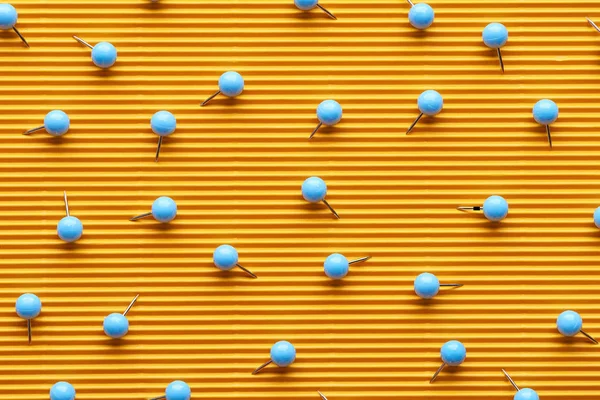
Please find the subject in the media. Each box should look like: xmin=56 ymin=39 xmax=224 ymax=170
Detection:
xmin=50 ymin=382 xmax=76 ymax=400
xmin=414 ymin=272 xmax=439 ymax=299
xmin=408 ymin=3 xmax=434 ymax=30
xmin=91 ymin=41 xmax=117 ymax=69
xmin=533 ymin=99 xmax=559 ymax=125
xmin=302 ymin=176 xmax=327 ymax=203
xmin=103 ymin=312 xmax=129 ymax=339
xmin=15 ymin=293 xmax=41 ymax=319
xmin=57 ymin=216 xmax=83 ymax=243
xmin=482 ymin=22 xmax=508 ymax=48
xmin=219 ymin=71 xmax=244 ymax=97
xmin=514 ymin=388 xmax=539 ymax=400
xmin=317 ymin=100 xmax=342 ymax=126
xmin=418 ymin=90 xmax=443 ymax=116
xmin=440 ymin=340 xmax=466 ymax=366
xmin=557 ymin=310 xmax=582 ymax=337
xmin=213 ymin=244 xmax=238 ymax=271
xmin=483 ymin=195 xmax=508 ymax=221
xmin=324 ymin=253 xmax=349 ymax=280
xmin=151 ymin=111 xmax=176 ymax=137
xmin=271 ymin=340 xmax=296 ymax=367
xmin=151 ymin=196 xmax=177 ymax=223
xmin=0 ymin=3 xmax=17 ymax=30
xmin=295 ymin=0 xmax=318 ymax=10
xmin=594 ymin=206 xmax=600 ymax=228
xmin=44 ymin=110 xmax=70 ymax=136
xmin=165 ymin=380 xmax=191 ymax=400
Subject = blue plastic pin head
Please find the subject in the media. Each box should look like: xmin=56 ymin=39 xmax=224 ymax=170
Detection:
xmin=407 ymin=1 xmax=434 ymax=30
xmin=103 ymin=294 xmax=139 ymax=339
xmin=0 ymin=4 xmax=28 ymax=47
xmin=164 ymin=380 xmax=191 ymax=400
xmin=309 ymin=100 xmax=342 ymax=139
xmin=430 ymin=340 xmax=466 ymax=383
xmin=57 ymin=191 xmax=83 ymax=243
xmin=201 ymin=71 xmax=244 ymax=106
xmin=482 ymin=22 xmax=508 ymax=73
xmin=324 ymin=253 xmax=371 ymax=280
xmin=557 ymin=310 xmax=597 ymax=344
xmin=414 ymin=272 xmax=463 ymax=299
xmin=302 ymin=176 xmax=340 ymax=219
xmin=252 ymin=340 xmax=296 ymax=374
xmin=406 ymin=90 xmax=443 ymax=134
xmin=502 ymin=370 xmax=539 ymax=400
xmin=23 ymin=110 xmax=70 ymax=136
xmin=15 ymin=293 xmax=41 ymax=344
xmin=594 ymin=206 xmax=600 ymax=228
xmin=50 ymin=382 xmax=76 ymax=400
xmin=72 ymin=36 xmax=116 ymax=68
xmin=213 ymin=244 xmax=257 ymax=278
xmin=130 ymin=196 xmax=177 ymax=223
xmin=295 ymin=0 xmax=337 ymax=20
xmin=151 ymin=110 xmax=176 ymax=162
xmin=533 ymin=99 xmax=558 ymax=149
xmin=458 ymin=195 xmax=508 ymax=222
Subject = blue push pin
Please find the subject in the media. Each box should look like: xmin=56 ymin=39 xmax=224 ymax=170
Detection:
xmin=294 ymin=0 xmax=337 ymax=20
xmin=50 ymin=382 xmax=76 ymax=400
xmin=0 ymin=4 xmax=28 ymax=47
xmin=130 ymin=196 xmax=177 ymax=223
xmin=309 ymin=100 xmax=342 ymax=139
xmin=73 ymin=35 xmax=117 ymax=69
xmin=103 ymin=294 xmax=140 ymax=339
xmin=201 ymin=71 xmax=244 ymax=106
xmin=151 ymin=110 xmax=176 ymax=162
xmin=482 ymin=23 xmax=508 ymax=73
xmin=302 ymin=176 xmax=340 ymax=219
xmin=406 ymin=90 xmax=443 ymax=134
xmin=149 ymin=380 xmax=191 ymax=400
xmin=323 ymin=253 xmax=371 ymax=280
xmin=457 ymin=195 xmax=508 ymax=222
xmin=213 ymin=244 xmax=257 ymax=278
xmin=533 ymin=99 xmax=558 ymax=149
xmin=317 ymin=392 xmax=328 ymax=400
xmin=593 ymin=206 xmax=600 ymax=228
xmin=15 ymin=293 xmax=41 ymax=344
xmin=502 ymin=370 xmax=539 ymax=400
xmin=557 ymin=310 xmax=598 ymax=344
xmin=406 ymin=0 xmax=434 ymax=30
xmin=23 ymin=110 xmax=70 ymax=136
xmin=252 ymin=340 xmax=296 ymax=375
xmin=586 ymin=17 xmax=600 ymax=33
xmin=414 ymin=273 xmax=463 ymax=299
xmin=57 ymin=191 xmax=83 ymax=243
xmin=430 ymin=340 xmax=466 ymax=383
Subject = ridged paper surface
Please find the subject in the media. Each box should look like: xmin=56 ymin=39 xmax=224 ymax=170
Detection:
xmin=2 ymin=0 xmax=600 ymax=399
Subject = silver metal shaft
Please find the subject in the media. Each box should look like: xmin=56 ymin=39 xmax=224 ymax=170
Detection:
xmin=63 ymin=191 xmax=70 ymax=216
xmin=201 ymin=90 xmax=221 ymax=107
xmin=309 ymin=122 xmax=323 ymax=139
xmin=406 ymin=0 xmax=415 ymax=6
xmin=27 ymin=319 xmax=32 ymax=344
xmin=155 ymin=136 xmax=163 ymax=162
xmin=73 ymin=35 xmax=93 ymax=49
xmin=502 ymin=369 xmax=520 ymax=391
xmin=429 ymin=362 xmax=446 ymax=383
xmin=322 ymin=199 xmax=340 ymax=219
xmin=406 ymin=113 xmax=423 ymax=135
xmin=23 ymin=126 xmax=45 ymax=135
xmin=317 ymin=391 xmax=328 ymax=400
xmin=13 ymin=27 xmax=29 ymax=48
xmin=587 ymin=17 xmax=600 ymax=33
xmin=123 ymin=294 xmax=140 ymax=316
xmin=440 ymin=283 xmax=463 ymax=287
xmin=316 ymin=4 xmax=337 ymax=20
xmin=236 ymin=263 xmax=258 ymax=279
xmin=252 ymin=359 xmax=273 ymax=375
xmin=497 ymin=48 xmax=504 ymax=73
xmin=580 ymin=329 xmax=599 ymax=344
xmin=457 ymin=206 xmax=482 ymax=212
xmin=130 ymin=212 xmax=153 ymax=221
xmin=546 ymin=125 xmax=552 ymax=149
xmin=348 ymin=256 xmax=372 ymax=265
xmin=149 ymin=396 xmax=166 ymax=400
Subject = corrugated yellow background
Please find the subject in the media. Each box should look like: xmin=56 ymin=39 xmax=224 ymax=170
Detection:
xmin=2 ymin=0 xmax=600 ymax=399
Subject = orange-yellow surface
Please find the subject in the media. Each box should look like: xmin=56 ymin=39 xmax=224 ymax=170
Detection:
xmin=2 ymin=0 xmax=600 ymax=399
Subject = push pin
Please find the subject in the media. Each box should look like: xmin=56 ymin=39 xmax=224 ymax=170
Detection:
xmin=533 ymin=99 xmax=558 ymax=149
xmin=15 ymin=293 xmax=41 ymax=344
xmin=302 ymin=176 xmax=340 ymax=219
xmin=103 ymin=294 xmax=140 ymax=339
xmin=252 ymin=340 xmax=296 ymax=375
xmin=323 ymin=253 xmax=371 ymax=280
xmin=406 ymin=0 xmax=434 ymax=30
xmin=557 ymin=310 xmax=598 ymax=344
xmin=50 ymin=382 xmax=76 ymax=400
xmin=294 ymin=0 xmax=336 ymax=20
xmin=593 ymin=206 xmax=600 ymax=228
xmin=0 ymin=4 xmax=28 ymax=47
xmin=149 ymin=380 xmax=191 ymax=400
xmin=23 ymin=110 xmax=70 ymax=136
xmin=213 ymin=244 xmax=257 ymax=278
xmin=201 ymin=71 xmax=244 ymax=106
xmin=586 ymin=17 xmax=600 ymax=33
xmin=130 ymin=196 xmax=177 ymax=223
xmin=72 ymin=35 xmax=117 ymax=69
xmin=501 ymin=369 xmax=539 ymax=400
xmin=457 ymin=195 xmax=508 ymax=222
xmin=317 ymin=392 xmax=328 ymax=400
xmin=309 ymin=100 xmax=342 ymax=139
xmin=151 ymin=111 xmax=176 ymax=162
xmin=430 ymin=340 xmax=466 ymax=383
xmin=414 ymin=273 xmax=463 ymax=299
xmin=58 ymin=191 xmax=83 ymax=243
xmin=482 ymin=23 xmax=508 ymax=73
xmin=406 ymin=90 xmax=443 ymax=134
